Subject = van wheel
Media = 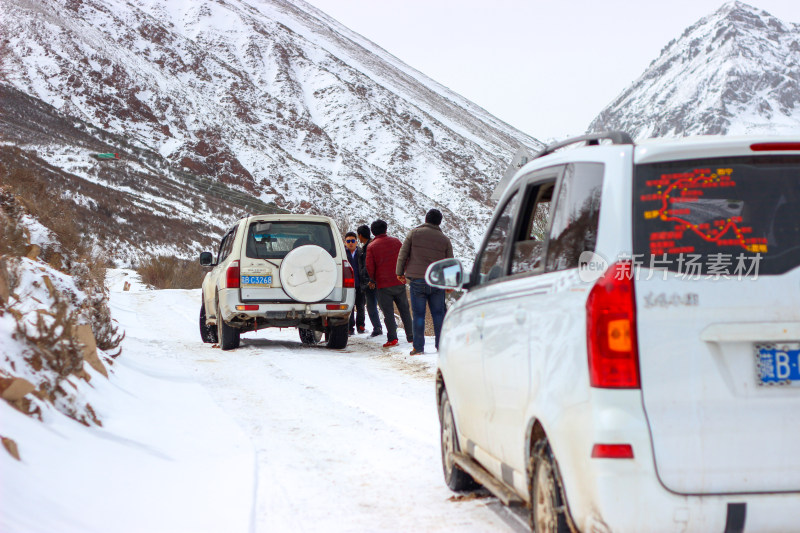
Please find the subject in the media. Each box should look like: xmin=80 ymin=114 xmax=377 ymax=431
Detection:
xmin=325 ymin=323 xmax=349 ymax=349
xmin=216 ymin=303 xmax=240 ymax=350
xmin=299 ymin=328 xmax=323 ymax=345
xmin=530 ymin=440 xmax=570 ymax=533
xmin=199 ymin=300 xmax=218 ymax=343
xmin=440 ymin=389 xmax=475 ymax=491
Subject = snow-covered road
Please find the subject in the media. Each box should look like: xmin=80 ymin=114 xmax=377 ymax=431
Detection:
xmin=109 ymin=273 xmax=525 ymax=532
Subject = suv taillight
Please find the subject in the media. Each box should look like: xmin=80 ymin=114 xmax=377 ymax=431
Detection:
xmin=226 ymin=260 xmax=240 ymax=289
xmin=586 ymin=261 xmax=640 ymax=388
xmin=343 ymin=261 xmax=355 ymax=288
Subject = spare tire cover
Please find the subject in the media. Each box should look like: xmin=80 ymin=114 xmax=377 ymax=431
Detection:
xmin=279 ymin=245 xmax=338 ymax=303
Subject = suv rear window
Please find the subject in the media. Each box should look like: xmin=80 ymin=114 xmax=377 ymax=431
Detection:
xmin=633 ymin=156 xmax=800 ymax=276
xmin=246 ymin=221 xmax=337 ymax=259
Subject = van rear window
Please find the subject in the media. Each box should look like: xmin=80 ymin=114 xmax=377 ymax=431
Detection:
xmin=633 ymin=156 xmax=800 ymax=276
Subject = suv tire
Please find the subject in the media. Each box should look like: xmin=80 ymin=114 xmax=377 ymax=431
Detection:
xmin=216 ymin=302 xmax=241 ymax=351
xmin=199 ymin=300 xmax=218 ymax=344
xmin=325 ymin=323 xmax=349 ymax=349
xmin=299 ymin=328 xmax=323 ymax=345
xmin=440 ymin=389 xmax=476 ymax=491
xmin=530 ymin=440 xmax=570 ymax=533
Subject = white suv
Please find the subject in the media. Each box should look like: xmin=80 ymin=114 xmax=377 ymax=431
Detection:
xmin=199 ymin=214 xmax=354 ymax=350
xmin=426 ymin=133 xmax=800 ymax=532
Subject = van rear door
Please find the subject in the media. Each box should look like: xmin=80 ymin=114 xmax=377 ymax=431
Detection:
xmin=632 ymin=155 xmax=800 ymax=494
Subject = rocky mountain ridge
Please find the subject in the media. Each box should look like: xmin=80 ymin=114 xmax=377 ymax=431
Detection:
xmin=589 ymin=1 xmax=800 ymax=139
xmin=0 ymin=0 xmax=542 ymax=261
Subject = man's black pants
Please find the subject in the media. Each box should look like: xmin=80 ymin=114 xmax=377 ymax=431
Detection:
xmin=377 ymin=284 xmax=413 ymax=342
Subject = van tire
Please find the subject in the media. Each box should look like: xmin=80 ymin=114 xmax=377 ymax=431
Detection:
xmin=440 ymin=389 xmax=476 ymax=491
xmin=530 ymin=439 xmax=570 ymax=533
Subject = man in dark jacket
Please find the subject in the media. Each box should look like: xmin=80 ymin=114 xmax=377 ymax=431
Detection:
xmin=356 ymin=225 xmax=382 ymax=337
xmin=344 ymin=231 xmax=365 ymax=335
xmin=396 ymin=209 xmax=453 ymax=355
xmin=366 ymin=219 xmax=413 ymax=348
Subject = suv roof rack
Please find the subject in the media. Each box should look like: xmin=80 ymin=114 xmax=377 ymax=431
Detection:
xmin=534 ymin=131 xmax=633 ymax=159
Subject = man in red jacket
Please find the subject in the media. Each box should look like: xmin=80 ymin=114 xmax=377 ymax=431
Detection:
xmin=365 ymin=219 xmax=413 ymax=348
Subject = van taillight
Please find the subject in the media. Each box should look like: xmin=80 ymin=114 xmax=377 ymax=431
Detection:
xmin=343 ymin=261 xmax=355 ymax=288
xmin=586 ymin=261 xmax=640 ymax=388
xmin=226 ymin=260 xmax=240 ymax=289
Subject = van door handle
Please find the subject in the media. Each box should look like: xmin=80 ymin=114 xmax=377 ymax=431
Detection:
xmin=515 ymin=308 xmax=526 ymax=325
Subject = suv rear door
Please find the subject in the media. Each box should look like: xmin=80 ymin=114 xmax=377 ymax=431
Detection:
xmin=239 ymin=219 xmax=341 ymax=302
xmin=633 ymin=154 xmax=800 ymax=494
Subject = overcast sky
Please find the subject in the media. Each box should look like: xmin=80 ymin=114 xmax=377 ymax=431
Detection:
xmin=303 ymin=0 xmax=800 ymax=142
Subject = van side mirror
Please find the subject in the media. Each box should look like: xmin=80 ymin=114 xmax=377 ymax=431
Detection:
xmin=425 ymin=258 xmax=467 ymax=290
xmin=199 ymin=252 xmax=215 ymax=266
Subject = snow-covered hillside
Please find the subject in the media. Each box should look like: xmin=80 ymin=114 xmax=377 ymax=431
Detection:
xmin=0 ymin=270 xmax=256 ymax=533
xmin=0 ymin=84 xmax=283 ymax=264
xmin=0 ymin=0 xmax=542 ymax=260
xmin=589 ymin=1 xmax=800 ymax=139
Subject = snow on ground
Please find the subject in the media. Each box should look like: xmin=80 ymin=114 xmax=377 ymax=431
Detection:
xmin=109 ymin=269 xmax=523 ymax=532
xmin=2 ymin=269 xmax=525 ymax=532
xmin=0 ymin=352 xmax=255 ymax=533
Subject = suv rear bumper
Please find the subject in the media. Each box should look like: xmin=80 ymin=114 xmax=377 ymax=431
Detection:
xmin=217 ymin=288 xmax=354 ymax=327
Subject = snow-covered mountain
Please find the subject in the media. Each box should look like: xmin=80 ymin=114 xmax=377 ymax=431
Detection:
xmin=0 ymin=83 xmax=285 ymax=263
xmin=589 ymin=1 xmax=800 ymax=139
xmin=0 ymin=0 xmax=542 ymax=260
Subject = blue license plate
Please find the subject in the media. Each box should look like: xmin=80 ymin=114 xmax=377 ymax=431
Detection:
xmin=756 ymin=344 xmax=800 ymax=386
xmin=241 ymin=275 xmax=272 ymax=286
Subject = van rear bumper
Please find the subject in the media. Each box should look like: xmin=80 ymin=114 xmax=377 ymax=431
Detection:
xmin=552 ymin=389 xmax=800 ymax=532
xmin=583 ymin=471 xmax=800 ymax=533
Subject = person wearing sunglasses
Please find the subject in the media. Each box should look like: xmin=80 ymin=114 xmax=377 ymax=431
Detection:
xmin=356 ymin=225 xmax=383 ymax=338
xmin=344 ymin=231 xmax=366 ymax=335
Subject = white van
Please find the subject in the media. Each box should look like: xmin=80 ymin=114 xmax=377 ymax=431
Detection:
xmin=426 ymin=133 xmax=800 ymax=532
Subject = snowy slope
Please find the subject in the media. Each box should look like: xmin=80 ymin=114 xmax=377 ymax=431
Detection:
xmin=0 ymin=0 xmax=543 ymax=259
xmin=0 ymin=269 xmax=256 ymax=533
xmin=589 ymin=1 xmax=800 ymax=139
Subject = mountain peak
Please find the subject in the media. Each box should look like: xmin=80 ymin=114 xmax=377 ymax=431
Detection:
xmin=590 ymin=2 xmax=800 ymax=139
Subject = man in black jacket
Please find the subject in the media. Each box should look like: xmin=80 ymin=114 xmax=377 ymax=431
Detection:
xmin=356 ymin=225 xmax=382 ymax=337
xmin=345 ymin=231 xmax=366 ymax=334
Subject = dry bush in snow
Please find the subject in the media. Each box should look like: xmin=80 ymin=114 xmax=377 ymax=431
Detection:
xmin=138 ymin=254 xmax=208 ymax=289
xmin=0 ymin=187 xmax=121 ymax=426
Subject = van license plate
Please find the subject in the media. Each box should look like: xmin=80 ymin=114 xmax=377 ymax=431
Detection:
xmin=756 ymin=343 xmax=800 ymax=386
xmin=241 ymin=275 xmax=272 ymax=286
